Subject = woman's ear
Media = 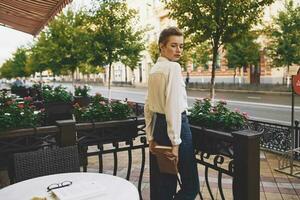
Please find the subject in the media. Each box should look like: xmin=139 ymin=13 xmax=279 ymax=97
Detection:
xmin=159 ymin=43 xmax=164 ymax=52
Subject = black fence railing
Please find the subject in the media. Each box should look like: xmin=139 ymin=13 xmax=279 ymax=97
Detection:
xmin=248 ymin=119 xmax=300 ymax=154
xmin=1 ymin=101 xmax=299 ymax=200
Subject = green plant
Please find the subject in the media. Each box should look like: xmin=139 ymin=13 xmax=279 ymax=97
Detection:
xmin=0 ymin=96 xmax=43 ymax=131
xmin=74 ymin=85 xmax=90 ymax=97
xmin=73 ymin=97 xmax=132 ymax=123
xmin=0 ymin=90 xmax=12 ymax=108
xmin=41 ymin=85 xmax=73 ymax=103
xmin=189 ymin=98 xmax=248 ymax=131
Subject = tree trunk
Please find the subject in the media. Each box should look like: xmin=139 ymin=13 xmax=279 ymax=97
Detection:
xmin=40 ymin=71 xmax=43 ymax=82
xmin=108 ymin=62 xmax=112 ymax=101
xmin=210 ymin=45 xmax=218 ymax=101
xmin=233 ymin=67 xmax=237 ymax=85
xmin=125 ymin=65 xmax=128 ymax=83
xmin=72 ymin=71 xmax=75 ymax=86
xmin=287 ymin=65 xmax=290 ymax=87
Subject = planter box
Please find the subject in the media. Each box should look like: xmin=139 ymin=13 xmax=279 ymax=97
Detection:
xmin=76 ymin=118 xmax=138 ymax=145
xmin=44 ymin=102 xmax=73 ymax=125
xmin=190 ymin=125 xmax=234 ymax=157
xmin=76 ymin=118 xmax=138 ymax=171
xmin=11 ymin=87 xmax=29 ymax=98
xmin=73 ymin=96 xmax=90 ymax=107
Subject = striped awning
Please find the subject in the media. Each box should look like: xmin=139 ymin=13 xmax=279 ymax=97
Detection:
xmin=0 ymin=0 xmax=73 ymax=36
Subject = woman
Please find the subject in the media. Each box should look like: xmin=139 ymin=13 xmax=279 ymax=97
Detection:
xmin=144 ymin=27 xmax=199 ymax=200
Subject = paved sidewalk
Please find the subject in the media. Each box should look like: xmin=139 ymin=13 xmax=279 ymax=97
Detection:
xmin=86 ymin=149 xmax=300 ymax=200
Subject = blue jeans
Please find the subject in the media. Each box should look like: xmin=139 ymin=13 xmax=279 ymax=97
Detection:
xmin=150 ymin=112 xmax=200 ymax=200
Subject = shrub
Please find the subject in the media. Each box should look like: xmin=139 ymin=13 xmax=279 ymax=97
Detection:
xmin=189 ymin=98 xmax=248 ymax=131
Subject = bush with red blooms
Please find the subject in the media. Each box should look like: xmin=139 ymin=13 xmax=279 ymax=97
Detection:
xmin=0 ymin=96 xmax=43 ymax=131
xmin=189 ymin=98 xmax=248 ymax=131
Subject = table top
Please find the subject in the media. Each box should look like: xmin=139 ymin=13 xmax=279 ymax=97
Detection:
xmin=0 ymin=172 xmax=139 ymax=200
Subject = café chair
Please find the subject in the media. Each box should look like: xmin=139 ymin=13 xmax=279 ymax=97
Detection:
xmin=13 ymin=145 xmax=80 ymax=183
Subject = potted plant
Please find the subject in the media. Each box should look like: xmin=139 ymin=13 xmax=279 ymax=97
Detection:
xmin=41 ymin=85 xmax=73 ymax=125
xmin=0 ymin=95 xmax=45 ymax=172
xmin=74 ymin=97 xmax=137 ymax=142
xmin=73 ymin=85 xmax=91 ymax=107
xmin=188 ymin=98 xmax=248 ymax=156
xmin=74 ymin=97 xmax=137 ymax=170
xmin=0 ymin=96 xmax=43 ymax=132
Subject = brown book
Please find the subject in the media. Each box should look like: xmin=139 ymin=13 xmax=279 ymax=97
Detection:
xmin=153 ymin=145 xmax=178 ymax=175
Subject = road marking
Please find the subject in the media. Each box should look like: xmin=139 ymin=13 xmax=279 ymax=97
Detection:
xmin=187 ymin=96 xmax=300 ymax=110
xmin=61 ymin=84 xmax=299 ymax=110
xmin=247 ymin=96 xmax=261 ymax=100
xmin=249 ymin=116 xmax=291 ymax=125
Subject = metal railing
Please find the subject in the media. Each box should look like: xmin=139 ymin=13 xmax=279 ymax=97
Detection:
xmin=1 ymin=101 xmax=299 ymax=200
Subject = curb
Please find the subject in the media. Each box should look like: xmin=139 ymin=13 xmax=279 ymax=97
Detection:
xmin=186 ymin=88 xmax=291 ymax=96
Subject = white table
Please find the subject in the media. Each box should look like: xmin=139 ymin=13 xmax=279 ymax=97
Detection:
xmin=0 ymin=172 xmax=139 ymax=200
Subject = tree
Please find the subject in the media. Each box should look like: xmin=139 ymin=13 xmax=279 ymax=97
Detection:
xmin=225 ymin=31 xmax=260 ymax=84
xmin=266 ymin=0 xmax=300 ymax=83
xmin=25 ymin=9 xmax=90 ymax=81
xmin=45 ymin=9 xmax=90 ymax=82
xmin=90 ymin=0 xmax=145 ymax=99
xmin=0 ymin=47 xmax=29 ymax=78
xmin=26 ymin=32 xmax=52 ymax=78
xmin=120 ymin=26 xmax=145 ymax=83
xmin=165 ymin=0 xmax=274 ymax=99
xmin=0 ymin=59 xmax=14 ymax=79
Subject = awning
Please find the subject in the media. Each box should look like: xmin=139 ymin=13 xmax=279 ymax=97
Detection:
xmin=0 ymin=0 xmax=73 ymax=36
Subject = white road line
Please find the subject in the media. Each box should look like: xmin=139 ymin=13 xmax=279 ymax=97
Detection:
xmin=92 ymin=88 xmax=300 ymax=110
xmin=249 ymin=116 xmax=291 ymax=125
xmin=247 ymin=96 xmax=262 ymax=99
xmin=187 ymin=96 xmax=300 ymax=110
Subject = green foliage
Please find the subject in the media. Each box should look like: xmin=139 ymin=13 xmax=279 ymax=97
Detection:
xmin=0 ymin=47 xmax=30 ymax=78
xmin=0 ymin=96 xmax=43 ymax=131
xmin=26 ymin=32 xmax=51 ymax=75
xmin=189 ymin=98 xmax=248 ymax=131
xmin=41 ymin=85 xmax=73 ymax=103
xmin=25 ymin=9 xmax=91 ymax=78
xmin=74 ymin=85 xmax=90 ymax=97
xmin=165 ymin=0 xmax=274 ymax=98
xmin=225 ymin=31 xmax=260 ymax=70
xmin=0 ymin=91 xmax=12 ymax=108
xmin=266 ymin=0 xmax=300 ymax=70
xmin=148 ymin=41 xmax=159 ymax=63
xmin=89 ymin=0 xmax=145 ymax=91
xmin=73 ymin=98 xmax=132 ymax=123
xmin=47 ymin=9 xmax=91 ymax=77
xmin=190 ymin=41 xmax=211 ymax=69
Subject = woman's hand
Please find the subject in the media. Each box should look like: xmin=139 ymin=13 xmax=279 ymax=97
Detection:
xmin=149 ymin=140 xmax=157 ymax=154
xmin=172 ymin=145 xmax=179 ymax=165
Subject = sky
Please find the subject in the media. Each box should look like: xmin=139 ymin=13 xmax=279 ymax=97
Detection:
xmin=0 ymin=0 xmax=92 ymax=66
xmin=0 ymin=26 xmax=33 ymax=65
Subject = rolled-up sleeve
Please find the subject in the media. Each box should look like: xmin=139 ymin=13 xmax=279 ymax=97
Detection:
xmin=144 ymin=93 xmax=154 ymax=142
xmin=165 ymin=63 xmax=182 ymax=145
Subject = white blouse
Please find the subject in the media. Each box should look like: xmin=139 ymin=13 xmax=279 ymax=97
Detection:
xmin=144 ymin=56 xmax=188 ymax=145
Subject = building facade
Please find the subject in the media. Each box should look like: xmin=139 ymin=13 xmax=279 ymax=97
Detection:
xmin=107 ymin=0 xmax=300 ymax=85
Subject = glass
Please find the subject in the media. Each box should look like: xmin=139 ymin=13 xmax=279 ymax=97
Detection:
xmin=47 ymin=181 xmax=72 ymax=192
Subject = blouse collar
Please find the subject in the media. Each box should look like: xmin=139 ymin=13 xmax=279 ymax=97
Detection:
xmin=157 ymin=56 xmax=170 ymax=62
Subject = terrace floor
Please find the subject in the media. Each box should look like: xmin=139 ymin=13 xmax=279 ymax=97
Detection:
xmin=84 ymin=148 xmax=300 ymax=200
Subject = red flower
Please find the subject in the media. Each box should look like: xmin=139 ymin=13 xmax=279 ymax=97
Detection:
xmin=24 ymin=96 xmax=33 ymax=102
xmin=18 ymin=103 xmax=24 ymax=109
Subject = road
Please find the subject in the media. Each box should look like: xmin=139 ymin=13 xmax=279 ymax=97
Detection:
xmin=55 ymin=83 xmax=300 ymax=124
